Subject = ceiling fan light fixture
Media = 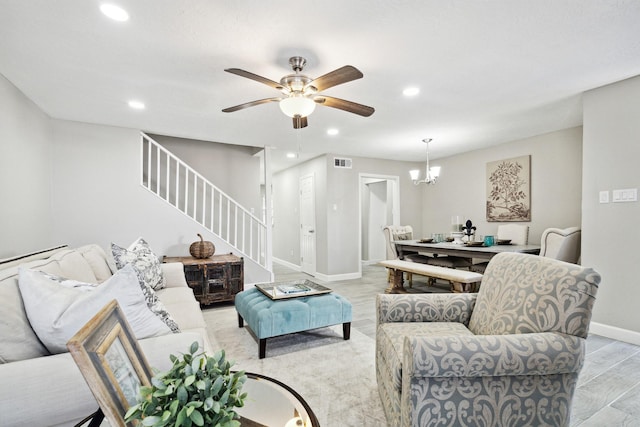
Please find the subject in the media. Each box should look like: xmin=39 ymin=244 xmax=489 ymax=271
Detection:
xmin=279 ymin=96 xmax=316 ymax=118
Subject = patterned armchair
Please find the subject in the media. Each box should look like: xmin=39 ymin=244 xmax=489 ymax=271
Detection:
xmin=376 ymin=252 xmax=600 ymax=427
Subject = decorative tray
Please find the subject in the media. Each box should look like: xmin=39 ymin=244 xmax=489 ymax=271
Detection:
xmin=255 ymin=280 xmax=332 ymax=300
xmin=417 ymin=238 xmax=434 ymax=243
xmin=495 ymin=239 xmax=512 ymax=245
xmin=465 ymin=241 xmax=485 ymax=247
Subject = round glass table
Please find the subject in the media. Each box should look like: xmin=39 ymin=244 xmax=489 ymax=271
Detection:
xmin=76 ymin=372 xmax=319 ymax=427
xmin=238 ymin=372 xmax=319 ymax=427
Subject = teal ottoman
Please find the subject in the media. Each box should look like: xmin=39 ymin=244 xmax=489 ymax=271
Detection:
xmin=235 ymin=287 xmax=352 ymax=358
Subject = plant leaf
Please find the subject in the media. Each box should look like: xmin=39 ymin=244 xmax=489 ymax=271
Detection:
xmin=177 ymin=385 xmax=188 ymax=404
xmin=190 ymin=409 xmax=204 ymax=426
xmin=211 ymin=376 xmax=223 ymax=395
xmin=184 ymin=375 xmax=196 ymax=387
xmin=141 ymin=415 xmax=162 ymax=426
xmin=176 ymin=407 xmax=188 ymax=427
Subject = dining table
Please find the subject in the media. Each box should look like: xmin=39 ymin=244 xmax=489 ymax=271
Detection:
xmin=394 ymin=239 xmax=541 ymax=261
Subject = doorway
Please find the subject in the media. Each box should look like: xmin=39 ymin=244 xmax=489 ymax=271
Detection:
xmin=359 ymin=174 xmax=400 ymax=265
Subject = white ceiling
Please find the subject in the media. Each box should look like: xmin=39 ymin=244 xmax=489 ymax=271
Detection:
xmin=2 ymin=1 xmax=640 ymax=172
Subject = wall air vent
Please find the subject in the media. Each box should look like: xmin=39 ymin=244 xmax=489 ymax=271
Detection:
xmin=333 ymin=157 xmax=352 ymax=169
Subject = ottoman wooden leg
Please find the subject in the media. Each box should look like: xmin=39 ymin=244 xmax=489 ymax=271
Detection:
xmin=237 ymin=313 xmax=244 ymax=328
xmin=259 ymin=338 xmax=267 ymax=359
xmin=343 ymin=322 xmax=351 ymax=340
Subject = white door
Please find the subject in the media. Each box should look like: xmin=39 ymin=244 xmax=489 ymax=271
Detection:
xmin=367 ymin=181 xmax=388 ymax=261
xmin=299 ymin=174 xmax=316 ymax=275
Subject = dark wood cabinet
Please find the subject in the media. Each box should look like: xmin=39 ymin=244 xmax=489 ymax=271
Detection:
xmin=163 ymin=254 xmax=244 ymax=305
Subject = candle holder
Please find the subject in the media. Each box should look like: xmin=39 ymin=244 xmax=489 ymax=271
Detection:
xmin=462 ymin=219 xmax=476 ymax=242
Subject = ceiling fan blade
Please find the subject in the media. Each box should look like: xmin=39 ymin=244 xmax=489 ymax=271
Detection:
xmin=222 ymin=97 xmax=281 ymax=113
xmin=224 ymin=68 xmax=285 ymax=91
xmin=293 ymin=116 xmax=308 ymax=129
xmin=314 ymin=96 xmax=374 ymax=117
xmin=308 ymin=66 xmax=363 ymax=92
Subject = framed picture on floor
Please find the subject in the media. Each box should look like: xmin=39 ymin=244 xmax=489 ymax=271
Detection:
xmin=67 ymin=300 xmax=153 ymax=427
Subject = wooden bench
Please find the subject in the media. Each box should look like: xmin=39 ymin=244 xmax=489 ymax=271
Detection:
xmin=379 ymin=259 xmax=483 ymax=293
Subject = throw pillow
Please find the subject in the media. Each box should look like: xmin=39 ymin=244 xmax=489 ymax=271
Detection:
xmin=395 ymin=232 xmax=412 ymax=241
xmin=111 ymin=239 xmax=180 ymax=333
xmin=111 ymin=237 xmax=165 ymax=291
xmin=18 ymin=264 xmax=172 ymax=354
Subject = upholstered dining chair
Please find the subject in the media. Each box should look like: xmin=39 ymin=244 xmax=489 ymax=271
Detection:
xmin=376 ymin=252 xmax=600 ymax=427
xmin=383 ymin=225 xmax=431 ymax=286
xmin=470 ymin=224 xmax=530 ymax=273
xmin=540 ymin=226 xmax=581 ymax=264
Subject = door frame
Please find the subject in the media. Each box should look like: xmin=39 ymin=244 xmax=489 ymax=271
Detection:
xmin=358 ymin=173 xmax=400 ymax=273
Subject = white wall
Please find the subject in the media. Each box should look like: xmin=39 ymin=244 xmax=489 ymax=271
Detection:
xmin=273 ymin=154 xmax=425 ymax=278
xmin=421 ymin=127 xmax=583 ymax=245
xmin=0 ymin=74 xmax=54 ymax=258
xmin=0 ymin=71 xmax=269 ymax=281
xmin=49 ymin=120 xmax=270 ymax=283
xmin=583 ymin=75 xmax=640 ymax=341
xmin=147 ymin=134 xmax=262 ymax=215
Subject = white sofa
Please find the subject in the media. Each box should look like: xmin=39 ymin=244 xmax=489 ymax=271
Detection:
xmin=0 ymin=244 xmax=218 ymax=426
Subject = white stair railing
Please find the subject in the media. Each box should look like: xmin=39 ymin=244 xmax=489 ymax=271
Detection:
xmin=140 ymin=133 xmax=268 ymax=268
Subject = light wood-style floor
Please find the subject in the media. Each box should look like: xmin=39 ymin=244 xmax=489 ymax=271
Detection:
xmin=272 ymin=262 xmax=640 ymax=426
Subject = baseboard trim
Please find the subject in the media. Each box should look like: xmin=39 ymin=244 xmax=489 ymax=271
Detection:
xmin=272 ymin=257 xmax=301 ymax=271
xmin=272 ymin=258 xmax=361 ymax=282
xmin=315 ymin=271 xmax=362 ymax=282
xmin=590 ymin=322 xmax=640 ymax=346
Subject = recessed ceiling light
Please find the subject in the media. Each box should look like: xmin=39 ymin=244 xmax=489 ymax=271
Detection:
xmin=128 ymin=100 xmax=145 ymax=110
xmin=403 ymin=87 xmax=420 ymax=97
xmin=100 ymin=4 xmax=129 ymax=22
xmin=327 ymin=128 xmax=339 ymax=136
xmin=286 ymin=152 xmax=297 ymax=159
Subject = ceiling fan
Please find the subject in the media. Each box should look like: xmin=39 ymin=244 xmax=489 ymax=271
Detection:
xmin=222 ymin=56 xmax=375 ymax=129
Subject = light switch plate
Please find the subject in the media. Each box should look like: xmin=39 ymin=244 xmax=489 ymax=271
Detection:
xmin=613 ymin=188 xmax=638 ymax=203
xmin=599 ymin=191 xmax=609 ymax=203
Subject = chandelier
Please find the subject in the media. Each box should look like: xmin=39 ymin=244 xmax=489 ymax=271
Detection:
xmin=410 ymin=138 xmax=441 ymax=185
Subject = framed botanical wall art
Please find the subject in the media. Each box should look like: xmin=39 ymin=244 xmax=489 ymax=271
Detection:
xmin=486 ymin=155 xmax=531 ymax=222
xmin=67 ymin=300 xmax=153 ymax=427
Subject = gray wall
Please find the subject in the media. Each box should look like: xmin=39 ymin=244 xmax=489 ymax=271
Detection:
xmin=0 ymin=74 xmax=269 ymax=282
xmin=272 ymin=155 xmax=327 ymax=270
xmin=273 ymin=153 xmax=425 ymax=276
xmin=147 ymin=134 xmax=262 ymax=215
xmin=420 ymin=127 xmax=583 ymax=245
xmin=583 ymin=75 xmax=640 ymax=338
xmin=0 ymin=74 xmax=54 ymax=258
xmin=49 ymin=121 xmax=269 ymax=283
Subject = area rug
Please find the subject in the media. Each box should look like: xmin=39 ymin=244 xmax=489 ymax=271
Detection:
xmin=202 ymin=305 xmax=387 ymax=427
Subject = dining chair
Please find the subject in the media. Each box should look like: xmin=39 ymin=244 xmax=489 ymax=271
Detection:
xmin=470 ymin=224 xmax=530 ymax=273
xmin=540 ymin=226 xmax=581 ymax=263
xmin=383 ymin=225 xmax=431 ymax=286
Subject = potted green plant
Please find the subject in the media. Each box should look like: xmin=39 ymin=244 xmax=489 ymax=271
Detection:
xmin=125 ymin=342 xmax=247 ymax=427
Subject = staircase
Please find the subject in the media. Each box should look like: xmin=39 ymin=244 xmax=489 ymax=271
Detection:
xmin=140 ymin=133 xmax=270 ymax=271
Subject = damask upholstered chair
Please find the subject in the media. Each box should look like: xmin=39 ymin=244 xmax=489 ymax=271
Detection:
xmin=376 ymin=252 xmax=600 ymax=427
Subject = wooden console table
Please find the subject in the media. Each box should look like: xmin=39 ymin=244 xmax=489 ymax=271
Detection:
xmin=163 ymin=254 xmax=244 ymax=305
